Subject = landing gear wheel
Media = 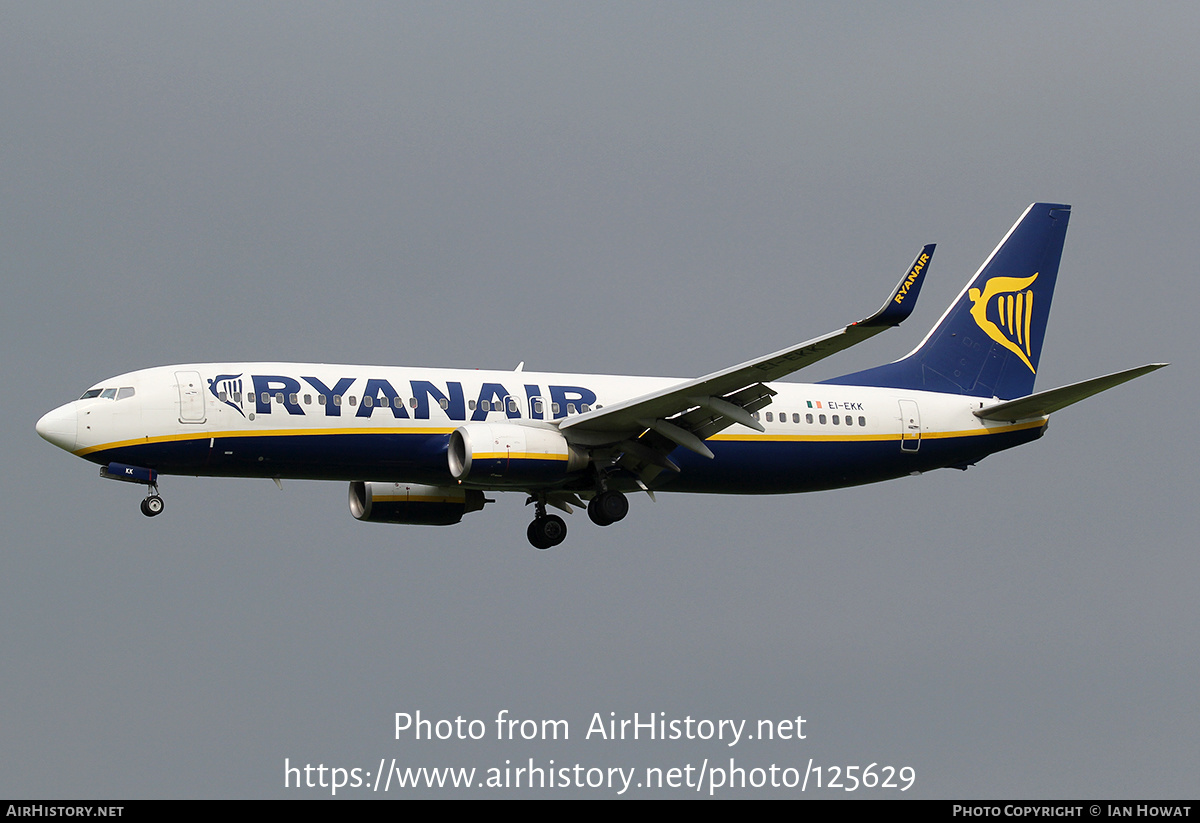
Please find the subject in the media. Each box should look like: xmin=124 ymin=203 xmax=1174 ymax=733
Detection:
xmin=140 ymin=495 xmax=164 ymax=517
xmin=588 ymin=490 xmax=628 ymax=526
xmin=527 ymin=521 xmax=545 ymax=549
xmin=587 ymin=497 xmax=609 ymax=526
xmin=527 ymin=514 xmax=567 ymax=549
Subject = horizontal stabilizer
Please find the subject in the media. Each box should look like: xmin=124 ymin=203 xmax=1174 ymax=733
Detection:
xmin=974 ymin=363 xmax=1167 ymax=421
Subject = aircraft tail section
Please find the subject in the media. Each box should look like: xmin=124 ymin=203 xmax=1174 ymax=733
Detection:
xmin=826 ymin=203 xmax=1071 ymax=399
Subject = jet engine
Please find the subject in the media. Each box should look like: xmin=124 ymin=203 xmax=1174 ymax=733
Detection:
xmin=447 ymin=422 xmax=589 ymax=486
xmin=348 ymin=482 xmax=487 ymax=526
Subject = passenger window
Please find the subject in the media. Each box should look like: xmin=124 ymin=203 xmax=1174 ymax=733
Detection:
xmin=765 ymin=412 xmax=773 ymax=422
xmin=218 ymin=392 xmax=227 ymax=402
xmin=806 ymin=413 xmax=813 ymax=424
xmin=508 ymin=400 xmax=518 ymax=413
xmin=567 ymin=403 xmax=577 ymax=414
xmin=832 ymin=415 xmax=839 ymax=425
xmin=333 ymin=395 xmax=342 ymax=406
xmin=845 ymin=416 xmax=852 ymax=426
xmin=233 ymin=392 xmax=242 ymax=403
xmin=819 ymin=414 xmax=826 ymax=424
xmin=533 ymin=400 xmax=543 ymax=414
xmin=349 ymin=396 xmax=357 ymax=406
xmin=439 ymin=398 xmax=449 ymax=410
xmin=304 ymin=394 xmax=312 ymax=405
xmin=580 ymin=404 xmax=590 ymax=413
xmin=289 ymin=393 xmax=298 ymax=405
xmin=261 ymin=392 xmax=270 ymax=404
xmin=363 ymin=396 xmax=373 ymax=408
xmin=752 ymin=411 xmax=760 ymax=421
xmin=275 ymin=392 xmax=284 ymax=405
xmin=552 ymin=403 xmax=561 ymax=415
xmin=858 ymin=416 xmax=866 ymax=426
xmin=318 ymin=395 xmax=326 ymax=405
xmin=792 ymin=413 xmax=800 ymax=423
xmin=468 ymin=400 xmax=477 ymax=410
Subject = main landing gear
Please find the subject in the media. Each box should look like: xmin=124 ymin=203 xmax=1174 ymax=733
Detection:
xmin=526 ymin=488 xmax=630 ymax=549
xmin=527 ymin=497 xmax=567 ymax=550
xmin=527 ymin=514 xmax=566 ymax=550
xmin=587 ymin=489 xmax=628 ymax=527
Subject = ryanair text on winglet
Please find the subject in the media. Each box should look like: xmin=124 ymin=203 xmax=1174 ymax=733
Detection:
xmin=893 ymin=253 xmax=929 ymax=305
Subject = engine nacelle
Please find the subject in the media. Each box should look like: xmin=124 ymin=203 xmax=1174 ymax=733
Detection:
xmin=348 ymin=482 xmax=487 ymax=526
xmin=448 ymin=422 xmax=589 ymax=486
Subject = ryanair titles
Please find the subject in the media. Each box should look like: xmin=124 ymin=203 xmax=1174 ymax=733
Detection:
xmin=207 ymin=373 xmax=597 ymax=422
xmin=892 ymin=251 xmax=929 ymax=306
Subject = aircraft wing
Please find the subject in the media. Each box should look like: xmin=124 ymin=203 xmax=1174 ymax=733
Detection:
xmin=560 ymin=245 xmax=935 ymax=458
xmin=974 ymin=363 xmax=1167 ymax=422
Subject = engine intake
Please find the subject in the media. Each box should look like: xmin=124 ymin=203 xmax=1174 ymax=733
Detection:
xmin=448 ymin=422 xmax=589 ymax=486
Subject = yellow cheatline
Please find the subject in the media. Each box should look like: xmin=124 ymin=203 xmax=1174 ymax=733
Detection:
xmin=921 ymin=419 xmax=1044 ymax=440
xmin=76 ymin=419 xmax=1047 ymax=457
xmin=74 ymin=426 xmax=457 ymax=456
xmin=473 ymin=452 xmax=569 ymax=461
xmin=710 ymin=418 xmax=1044 ymax=444
xmin=712 ymin=432 xmax=892 ymax=443
xmin=373 ymin=495 xmax=458 ymax=503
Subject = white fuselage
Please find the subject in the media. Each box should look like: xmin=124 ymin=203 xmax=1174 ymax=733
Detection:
xmin=37 ymin=362 xmax=1045 ymax=495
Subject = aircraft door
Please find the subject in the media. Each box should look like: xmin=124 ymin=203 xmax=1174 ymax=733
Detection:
xmin=898 ymin=399 xmax=920 ymax=452
xmin=176 ymin=370 xmax=206 ymax=424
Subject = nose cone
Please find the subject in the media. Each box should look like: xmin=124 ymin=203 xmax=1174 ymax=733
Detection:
xmin=36 ymin=404 xmax=79 ymax=452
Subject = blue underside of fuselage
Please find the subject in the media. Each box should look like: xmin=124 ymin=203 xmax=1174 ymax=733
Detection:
xmin=82 ymin=425 xmax=1045 ymax=494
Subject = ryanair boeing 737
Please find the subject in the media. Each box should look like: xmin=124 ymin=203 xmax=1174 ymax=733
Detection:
xmin=36 ymin=204 xmax=1164 ymax=548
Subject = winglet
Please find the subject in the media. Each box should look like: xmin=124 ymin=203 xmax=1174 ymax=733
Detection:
xmin=859 ymin=244 xmax=935 ymax=327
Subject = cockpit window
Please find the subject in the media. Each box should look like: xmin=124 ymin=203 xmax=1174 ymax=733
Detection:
xmin=100 ymin=388 xmax=118 ymax=400
xmin=117 ymin=387 xmax=135 ymax=400
xmin=79 ymin=389 xmax=103 ymax=399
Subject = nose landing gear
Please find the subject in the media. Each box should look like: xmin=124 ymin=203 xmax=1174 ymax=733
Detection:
xmin=99 ymin=462 xmax=165 ymax=518
xmin=139 ymin=492 xmax=165 ymax=517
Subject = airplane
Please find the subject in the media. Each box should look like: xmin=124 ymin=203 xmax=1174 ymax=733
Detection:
xmin=36 ymin=203 xmax=1165 ymax=549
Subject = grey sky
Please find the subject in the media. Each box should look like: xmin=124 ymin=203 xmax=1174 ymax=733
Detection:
xmin=2 ymin=2 xmax=1196 ymax=797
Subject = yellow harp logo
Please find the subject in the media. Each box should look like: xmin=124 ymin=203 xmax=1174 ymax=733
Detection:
xmin=968 ymin=273 xmax=1039 ymax=373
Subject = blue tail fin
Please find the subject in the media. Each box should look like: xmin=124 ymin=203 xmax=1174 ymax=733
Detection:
xmin=825 ymin=203 xmax=1071 ymax=399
